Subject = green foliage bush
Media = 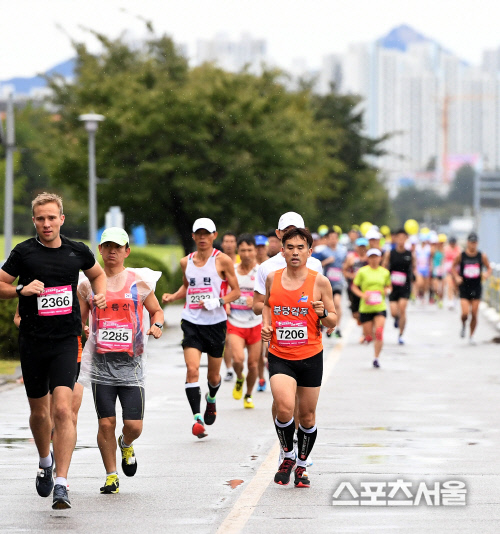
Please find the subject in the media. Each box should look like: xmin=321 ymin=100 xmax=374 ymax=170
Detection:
xmin=0 ymin=298 xmax=20 ymax=360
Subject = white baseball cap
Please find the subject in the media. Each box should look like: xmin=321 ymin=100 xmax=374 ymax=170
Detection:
xmin=366 ymin=229 xmax=382 ymax=240
xmin=192 ymin=218 xmax=216 ymax=233
xmin=278 ymin=212 xmax=305 ymax=230
xmin=367 ymin=248 xmax=382 ymax=257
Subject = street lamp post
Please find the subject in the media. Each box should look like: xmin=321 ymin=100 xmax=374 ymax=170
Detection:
xmin=79 ymin=113 xmax=105 ymax=253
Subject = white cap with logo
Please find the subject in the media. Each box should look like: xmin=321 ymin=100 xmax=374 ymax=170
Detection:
xmin=278 ymin=212 xmax=305 ymax=230
xmin=367 ymin=248 xmax=382 ymax=257
xmin=192 ymin=218 xmax=216 ymax=233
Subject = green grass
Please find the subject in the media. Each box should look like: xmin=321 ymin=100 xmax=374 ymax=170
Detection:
xmin=0 ymin=235 xmax=184 ymax=271
xmin=0 ymin=360 xmax=20 ymax=375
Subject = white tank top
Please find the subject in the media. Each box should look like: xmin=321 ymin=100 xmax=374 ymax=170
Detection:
xmin=228 ymin=264 xmax=262 ymax=329
xmin=181 ymin=249 xmax=227 ymax=325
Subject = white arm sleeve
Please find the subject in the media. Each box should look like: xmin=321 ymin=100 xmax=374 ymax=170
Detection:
xmin=254 ymin=263 xmax=268 ymax=295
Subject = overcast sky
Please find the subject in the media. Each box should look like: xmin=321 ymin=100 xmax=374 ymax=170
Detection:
xmin=2 ymin=0 xmax=500 ymax=79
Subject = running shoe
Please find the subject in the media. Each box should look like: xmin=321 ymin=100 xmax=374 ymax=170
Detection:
xmin=294 ymin=466 xmax=310 ymax=488
xmin=335 ymin=329 xmax=342 ymax=338
xmin=204 ymin=393 xmax=217 ymax=425
xmin=394 ymin=316 xmax=399 ymax=329
xmin=243 ymin=395 xmax=254 ymax=409
xmin=192 ymin=415 xmax=207 ymax=439
xmin=118 ymin=435 xmax=137 ymax=477
xmin=257 ymin=379 xmax=266 ymax=392
xmin=398 ymin=336 xmax=405 ymax=345
xmin=274 ymin=457 xmax=296 ymax=485
xmin=373 ymin=359 xmax=380 ymax=368
xmin=36 ymin=452 xmax=54 ymax=497
xmin=460 ymin=325 xmax=466 ymax=338
xmin=52 ymin=484 xmax=71 ymax=509
xmin=224 ymin=371 xmax=234 ymax=382
xmin=100 ymin=474 xmax=119 ymax=494
xmin=469 ymin=336 xmax=477 ymax=345
xmin=233 ymin=375 xmax=244 ymax=400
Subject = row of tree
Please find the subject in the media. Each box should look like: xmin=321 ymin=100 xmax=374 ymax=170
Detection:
xmin=2 ymin=25 xmax=392 ymax=253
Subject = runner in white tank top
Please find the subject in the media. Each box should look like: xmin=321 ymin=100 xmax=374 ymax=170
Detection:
xmin=162 ymin=218 xmax=240 ymax=439
xmin=226 ymin=235 xmax=263 ymax=410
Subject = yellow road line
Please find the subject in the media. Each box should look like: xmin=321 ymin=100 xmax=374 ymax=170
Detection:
xmin=216 ymin=318 xmax=357 ymax=534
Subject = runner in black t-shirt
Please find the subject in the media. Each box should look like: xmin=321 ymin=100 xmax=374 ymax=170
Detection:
xmin=382 ymin=229 xmax=414 ymax=345
xmin=451 ymin=232 xmax=491 ymax=344
xmin=0 ymin=193 xmax=106 ymax=510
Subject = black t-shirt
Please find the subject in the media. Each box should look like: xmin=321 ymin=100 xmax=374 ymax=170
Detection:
xmin=2 ymin=235 xmax=96 ymax=339
xmin=388 ymin=249 xmax=413 ymax=290
xmin=459 ymin=251 xmax=482 ymax=291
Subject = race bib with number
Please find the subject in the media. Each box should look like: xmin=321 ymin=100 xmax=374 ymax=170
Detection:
xmin=464 ymin=263 xmax=480 ymax=279
xmin=365 ymin=291 xmax=383 ymax=306
xmin=391 ymin=271 xmax=407 ymax=286
xmin=231 ymin=290 xmax=253 ymax=310
xmin=37 ymin=285 xmax=72 ymax=316
xmin=275 ymin=320 xmax=308 ymax=347
xmin=187 ymin=287 xmax=213 ymax=309
xmin=326 ymin=267 xmax=342 ymax=282
xmin=97 ymin=320 xmax=133 ymax=352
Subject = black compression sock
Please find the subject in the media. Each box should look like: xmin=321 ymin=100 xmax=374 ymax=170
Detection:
xmin=274 ymin=417 xmax=295 ymax=454
xmin=185 ymin=382 xmax=201 ymax=415
xmin=297 ymin=424 xmax=318 ymax=463
xmin=208 ymin=380 xmax=221 ymax=400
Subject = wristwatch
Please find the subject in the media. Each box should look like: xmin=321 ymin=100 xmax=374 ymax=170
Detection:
xmin=16 ymin=284 xmax=24 ymax=297
xmin=219 ymin=298 xmax=225 ymax=307
xmin=153 ymin=322 xmax=164 ymax=330
xmin=318 ymin=309 xmax=328 ymax=319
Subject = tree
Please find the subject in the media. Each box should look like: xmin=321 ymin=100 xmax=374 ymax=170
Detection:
xmin=40 ymin=30 xmax=328 ymax=252
xmin=29 ymin=27 xmax=391 ymax=252
xmin=310 ymin=89 xmax=393 ymax=228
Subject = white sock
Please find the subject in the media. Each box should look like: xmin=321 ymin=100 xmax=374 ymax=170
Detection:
xmin=106 ymin=471 xmax=118 ymax=476
xmin=120 ymin=436 xmax=132 ymax=448
xmin=39 ymin=453 xmax=52 ymax=468
xmin=55 ymin=476 xmax=67 ymax=487
xmin=227 ymin=367 xmax=233 ymax=373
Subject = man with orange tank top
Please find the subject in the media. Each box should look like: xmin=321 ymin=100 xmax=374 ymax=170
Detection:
xmin=261 ymin=227 xmax=337 ymax=488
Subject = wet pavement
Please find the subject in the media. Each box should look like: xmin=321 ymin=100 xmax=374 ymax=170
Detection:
xmin=1 ymin=300 xmax=499 ymax=533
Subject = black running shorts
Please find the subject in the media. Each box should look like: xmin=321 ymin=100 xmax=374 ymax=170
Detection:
xmin=268 ymin=351 xmax=323 ymax=388
xmin=359 ymin=310 xmax=387 ymax=323
xmin=459 ymin=286 xmax=482 ymax=301
xmin=19 ymin=334 xmax=78 ymax=399
xmin=91 ymin=383 xmax=145 ymax=420
xmin=389 ymin=287 xmax=411 ymax=302
xmin=181 ymin=319 xmax=226 ymax=358
xmin=349 ymin=293 xmax=361 ymax=313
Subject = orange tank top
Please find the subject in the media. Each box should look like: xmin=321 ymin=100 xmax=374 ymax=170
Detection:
xmin=91 ymin=271 xmax=145 ymax=357
xmin=268 ymin=268 xmax=322 ymax=360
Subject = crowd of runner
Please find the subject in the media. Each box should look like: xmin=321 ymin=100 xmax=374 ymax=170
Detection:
xmin=0 ymin=193 xmax=493 ymax=507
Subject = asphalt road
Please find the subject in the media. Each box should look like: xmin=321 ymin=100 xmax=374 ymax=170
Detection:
xmin=1 ymin=300 xmax=499 ymax=533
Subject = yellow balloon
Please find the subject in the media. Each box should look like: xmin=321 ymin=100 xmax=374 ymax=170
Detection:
xmin=438 ymin=233 xmax=447 ymax=243
xmin=420 ymin=227 xmax=430 ymax=235
xmin=359 ymin=222 xmax=372 ymax=236
xmin=380 ymin=225 xmax=391 ymax=236
xmin=351 ymin=224 xmax=360 ymax=231
xmin=404 ymin=219 xmax=419 ymax=235
xmin=318 ymin=225 xmax=329 ymax=236
xmin=333 ymin=225 xmax=342 ymax=235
